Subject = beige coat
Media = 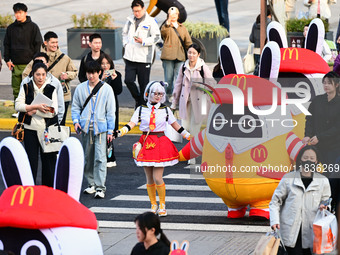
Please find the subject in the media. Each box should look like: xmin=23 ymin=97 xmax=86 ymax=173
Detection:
xmin=22 ymin=46 xmax=78 ymax=102
xmin=161 ymin=23 xmax=192 ymax=62
xmin=172 ymin=58 xmax=213 ymax=123
xmin=269 ymin=171 xmax=331 ymax=249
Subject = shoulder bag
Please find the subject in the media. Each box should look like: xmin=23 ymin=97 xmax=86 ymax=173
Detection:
xmin=133 ymin=131 xmax=150 ymax=160
xmin=11 ymin=114 xmax=26 ymax=142
xmin=243 ymin=42 xmax=255 ymax=74
xmin=172 ymin=26 xmax=188 ymax=60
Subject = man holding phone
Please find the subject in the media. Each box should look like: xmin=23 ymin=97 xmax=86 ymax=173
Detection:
xmin=122 ymin=0 xmax=160 ymax=108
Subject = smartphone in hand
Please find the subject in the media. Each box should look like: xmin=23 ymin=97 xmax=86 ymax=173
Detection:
xmin=76 ymin=126 xmax=82 ymax=134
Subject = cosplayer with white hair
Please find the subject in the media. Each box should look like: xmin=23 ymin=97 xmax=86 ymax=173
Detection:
xmin=118 ymin=81 xmax=190 ymax=217
xmin=144 ymin=81 xmax=168 ymax=104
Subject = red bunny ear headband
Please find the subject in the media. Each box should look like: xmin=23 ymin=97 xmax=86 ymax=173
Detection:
xmin=145 ymin=81 xmax=167 ymax=97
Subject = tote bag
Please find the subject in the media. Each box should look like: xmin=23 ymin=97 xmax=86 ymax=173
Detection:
xmin=38 ymin=125 xmax=70 ymax=153
xmin=243 ymin=43 xmax=255 ymax=74
xmin=313 ymin=209 xmax=337 ymax=254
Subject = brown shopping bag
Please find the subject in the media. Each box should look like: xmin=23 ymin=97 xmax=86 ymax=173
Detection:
xmin=253 ymin=231 xmax=280 ymax=255
xmin=313 ymin=209 xmax=337 ymax=254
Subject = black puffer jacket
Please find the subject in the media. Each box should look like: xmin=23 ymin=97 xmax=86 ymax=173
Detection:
xmin=4 ymin=16 xmax=42 ymax=65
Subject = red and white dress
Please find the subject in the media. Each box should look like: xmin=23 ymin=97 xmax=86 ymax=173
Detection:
xmin=130 ymin=102 xmax=179 ymax=167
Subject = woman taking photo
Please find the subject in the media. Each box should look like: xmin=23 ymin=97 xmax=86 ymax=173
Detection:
xmin=131 ymin=212 xmax=170 ymax=255
xmin=269 ymin=145 xmax=331 ymax=255
xmin=160 ymin=6 xmax=192 ymax=100
xmin=302 ymin=71 xmax=340 ymax=211
xmin=100 ymin=53 xmax=122 ymax=168
xmin=171 ymin=43 xmax=213 ymax=164
xmin=118 ymin=81 xmax=190 ymax=216
xmin=15 ymin=62 xmax=59 ymax=187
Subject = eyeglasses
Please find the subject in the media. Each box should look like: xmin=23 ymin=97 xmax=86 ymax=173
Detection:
xmin=152 ymin=92 xmax=165 ymax=97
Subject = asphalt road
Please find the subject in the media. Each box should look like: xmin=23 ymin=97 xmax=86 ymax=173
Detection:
xmin=0 ymin=131 xmax=270 ymax=229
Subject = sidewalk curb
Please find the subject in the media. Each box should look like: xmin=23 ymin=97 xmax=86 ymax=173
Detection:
xmin=0 ymin=118 xmax=142 ymax=134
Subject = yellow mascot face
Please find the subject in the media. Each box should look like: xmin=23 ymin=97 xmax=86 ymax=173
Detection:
xmin=181 ymin=20 xmax=330 ymax=219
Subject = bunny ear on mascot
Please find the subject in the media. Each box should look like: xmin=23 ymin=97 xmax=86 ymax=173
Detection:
xmin=304 ymin=18 xmax=325 ymax=55
xmin=54 ymin=137 xmax=84 ymax=201
xmin=0 ymin=137 xmax=34 ymax=187
xmin=0 ymin=137 xmax=103 ymax=255
xmin=219 ymin=38 xmax=244 ymax=75
xmin=267 ymin=21 xmax=288 ymax=49
xmin=259 ymin=41 xmax=281 ymax=80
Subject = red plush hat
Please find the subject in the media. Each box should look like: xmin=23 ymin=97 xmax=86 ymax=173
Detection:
xmin=0 ymin=185 xmax=98 ymax=230
xmin=216 ymin=74 xmax=282 ymax=106
xmin=279 ymin=48 xmax=330 ymax=74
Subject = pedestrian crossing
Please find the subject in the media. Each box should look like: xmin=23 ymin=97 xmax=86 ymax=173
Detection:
xmin=91 ymin=173 xmax=270 ymax=233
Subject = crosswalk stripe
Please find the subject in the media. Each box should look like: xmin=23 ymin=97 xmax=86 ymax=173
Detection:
xmin=90 ymin=207 xmax=227 ymax=217
xmin=111 ymin=195 xmax=223 ymax=203
xmin=138 ymin=184 xmax=210 ymax=191
xmin=163 ymin=173 xmax=204 ymax=179
xmin=98 ymin=221 xmax=269 ymax=233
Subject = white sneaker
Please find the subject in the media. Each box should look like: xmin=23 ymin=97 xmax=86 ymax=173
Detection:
xmin=151 ymin=204 xmax=158 ymax=214
xmin=157 ymin=203 xmax=167 ymax=217
xmin=107 ymin=161 xmax=117 ymax=168
xmin=12 ymin=112 xmax=18 ymax=118
xmin=94 ymin=189 xmax=105 ymax=199
xmin=83 ymin=185 xmax=96 ymax=194
xmin=188 ymin=158 xmax=196 ymax=165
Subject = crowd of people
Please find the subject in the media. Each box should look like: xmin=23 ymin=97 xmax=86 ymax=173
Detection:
xmin=2 ymin=1 xmax=340 ymax=254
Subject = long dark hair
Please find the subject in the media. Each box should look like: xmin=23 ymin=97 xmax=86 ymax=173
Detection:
xmin=99 ymin=53 xmax=115 ymax=70
xmin=295 ymin=145 xmax=320 ymax=170
xmin=134 ymin=212 xmax=170 ymax=246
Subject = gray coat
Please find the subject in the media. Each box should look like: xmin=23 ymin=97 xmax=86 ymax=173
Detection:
xmin=269 ymin=171 xmax=331 ymax=249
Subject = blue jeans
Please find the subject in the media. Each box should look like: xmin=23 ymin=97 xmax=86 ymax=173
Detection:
xmin=162 ymin=59 xmax=183 ymax=97
xmin=214 ymin=0 xmax=229 ymax=32
xmin=81 ymin=129 xmax=107 ymax=192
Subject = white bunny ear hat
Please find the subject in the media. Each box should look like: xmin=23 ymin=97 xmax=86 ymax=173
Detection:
xmin=219 ymin=38 xmax=245 ymax=75
xmin=0 ymin=137 xmax=103 ymax=254
xmin=218 ymin=37 xmax=281 ymax=80
xmin=304 ymin=18 xmax=325 ymax=56
xmin=267 ymin=18 xmax=325 ymax=56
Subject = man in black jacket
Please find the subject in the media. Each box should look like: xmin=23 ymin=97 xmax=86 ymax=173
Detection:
xmin=78 ymin=33 xmax=104 ymax=83
xmin=4 ymin=3 xmax=42 ymax=102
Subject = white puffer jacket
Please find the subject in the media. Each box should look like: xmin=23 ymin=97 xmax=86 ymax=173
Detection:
xmin=122 ymin=13 xmax=160 ymax=64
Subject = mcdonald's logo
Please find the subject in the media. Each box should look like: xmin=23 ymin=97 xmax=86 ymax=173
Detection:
xmin=282 ymin=48 xmax=299 ymax=61
xmin=251 ymin=145 xmax=268 ymax=163
xmin=230 ymin=75 xmax=247 ymax=90
xmin=11 ymin=186 xmax=34 ymax=207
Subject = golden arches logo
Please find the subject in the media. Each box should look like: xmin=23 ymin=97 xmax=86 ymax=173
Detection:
xmin=282 ymin=48 xmax=298 ymax=61
xmin=251 ymin=145 xmax=268 ymax=163
xmin=253 ymin=148 xmax=267 ymax=159
xmin=11 ymin=186 xmax=34 ymax=207
xmin=230 ymin=75 xmax=247 ymax=90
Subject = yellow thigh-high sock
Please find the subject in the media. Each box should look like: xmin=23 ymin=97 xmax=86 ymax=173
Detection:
xmin=146 ymin=184 xmax=157 ymax=205
xmin=156 ymin=183 xmax=166 ymax=205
